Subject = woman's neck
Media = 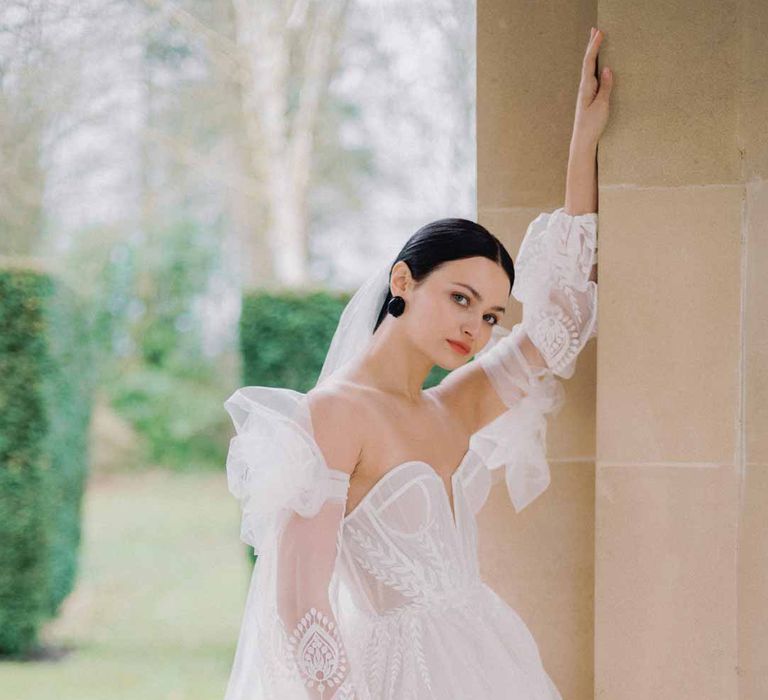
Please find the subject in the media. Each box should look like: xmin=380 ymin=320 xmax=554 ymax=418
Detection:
xmin=341 ymin=317 xmax=434 ymax=404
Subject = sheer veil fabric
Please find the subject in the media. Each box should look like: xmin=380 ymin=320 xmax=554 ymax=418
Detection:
xmin=222 ymin=208 xmax=598 ymax=699
xmin=316 ymin=261 xmax=392 ymax=385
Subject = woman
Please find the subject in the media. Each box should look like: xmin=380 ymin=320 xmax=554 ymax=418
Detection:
xmin=223 ymin=27 xmax=612 ymax=700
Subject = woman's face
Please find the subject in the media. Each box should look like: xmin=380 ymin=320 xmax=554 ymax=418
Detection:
xmin=390 ymin=256 xmax=510 ymax=369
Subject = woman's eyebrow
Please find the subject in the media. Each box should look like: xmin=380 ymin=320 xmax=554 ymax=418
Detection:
xmin=451 ymin=282 xmax=506 ymax=313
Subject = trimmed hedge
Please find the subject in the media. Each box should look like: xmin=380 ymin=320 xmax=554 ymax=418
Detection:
xmin=239 ymin=288 xmax=448 ymax=390
xmin=0 ymin=270 xmax=97 ymax=656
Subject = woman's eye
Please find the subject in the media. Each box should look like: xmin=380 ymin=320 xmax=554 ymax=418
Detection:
xmin=453 ymin=293 xmax=498 ymax=325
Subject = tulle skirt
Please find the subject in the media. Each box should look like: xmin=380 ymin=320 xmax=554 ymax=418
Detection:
xmin=347 ymin=581 xmax=563 ymax=700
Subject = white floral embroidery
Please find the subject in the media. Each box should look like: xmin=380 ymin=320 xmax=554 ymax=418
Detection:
xmin=288 ymin=606 xmax=351 ymax=698
xmin=526 ymin=302 xmax=581 ymax=372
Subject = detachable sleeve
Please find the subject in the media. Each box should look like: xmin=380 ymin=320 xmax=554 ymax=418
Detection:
xmin=222 ymin=386 xmax=360 ymax=700
xmin=511 ymin=207 xmax=597 ymax=379
xmin=470 ymin=208 xmax=597 ymax=512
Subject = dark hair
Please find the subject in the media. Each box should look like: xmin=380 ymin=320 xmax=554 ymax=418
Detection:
xmin=373 ymin=217 xmax=515 ymax=332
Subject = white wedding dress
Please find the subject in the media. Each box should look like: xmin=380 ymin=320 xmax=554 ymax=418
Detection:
xmin=222 ymin=208 xmax=598 ymax=699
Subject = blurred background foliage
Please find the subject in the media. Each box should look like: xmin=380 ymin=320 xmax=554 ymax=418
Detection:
xmin=0 ymin=271 xmax=98 ymax=654
xmin=0 ymin=0 xmax=472 ymax=694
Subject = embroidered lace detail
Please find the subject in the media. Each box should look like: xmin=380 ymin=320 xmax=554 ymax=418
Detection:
xmin=360 ymin=581 xmax=485 ymax=697
xmin=345 ymin=520 xmax=455 ymax=601
xmin=361 ymin=604 xmax=438 ymax=697
xmin=329 ymin=677 xmax=357 ymax=699
xmin=347 ymin=525 xmax=428 ymax=599
xmin=514 ymin=207 xmax=597 ymax=378
xmin=288 ymin=606 xmax=351 ymax=698
xmin=525 ymin=300 xmax=583 ymax=374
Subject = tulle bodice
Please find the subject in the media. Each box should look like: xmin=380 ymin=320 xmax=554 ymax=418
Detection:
xmin=338 ymin=453 xmax=490 ymax=617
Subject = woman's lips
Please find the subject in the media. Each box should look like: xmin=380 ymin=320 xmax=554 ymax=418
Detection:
xmin=446 ymin=339 xmax=470 ymax=356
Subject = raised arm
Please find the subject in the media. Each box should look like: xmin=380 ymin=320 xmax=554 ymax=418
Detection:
xmin=438 ymin=27 xmax=610 ymax=434
xmin=565 ymin=26 xmax=611 ymax=216
xmin=450 ymin=205 xmax=599 ymax=434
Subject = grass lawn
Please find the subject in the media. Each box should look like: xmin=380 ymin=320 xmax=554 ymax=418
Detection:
xmin=0 ymin=468 xmax=252 ymax=700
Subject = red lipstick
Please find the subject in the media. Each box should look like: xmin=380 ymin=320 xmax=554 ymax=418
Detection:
xmin=447 ymin=339 xmax=471 ymax=356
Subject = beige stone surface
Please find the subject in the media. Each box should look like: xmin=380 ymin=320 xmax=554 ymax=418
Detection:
xmin=745 ymin=181 xmax=768 ymax=465
xmin=738 ymin=463 xmax=768 ymax=700
xmin=742 ymin=0 xmax=768 ymax=179
xmin=478 ymin=460 xmax=595 ymax=700
xmin=596 ymin=185 xmax=743 ymax=464
xmin=477 ymin=5 xmax=599 ymax=699
xmin=595 ymin=463 xmax=740 ymax=699
xmin=741 ymin=144 xmax=768 ymax=700
xmin=595 ymin=1 xmax=742 ymax=186
xmin=477 ymin=1 xmax=768 ymax=697
xmin=477 ymin=2 xmax=596 ymax=209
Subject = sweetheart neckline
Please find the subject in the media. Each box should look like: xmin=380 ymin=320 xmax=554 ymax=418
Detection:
xmin=342 ymin=447 xmax=473 ymax=528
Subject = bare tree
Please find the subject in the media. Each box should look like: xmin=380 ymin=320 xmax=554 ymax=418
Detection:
xmin=0 ymin=1 xmax=65 ymax=256
xmin=230 ymin=0 xmax=353 ymax=287
xmin=147 ymin=0 xmax=353 ymax=288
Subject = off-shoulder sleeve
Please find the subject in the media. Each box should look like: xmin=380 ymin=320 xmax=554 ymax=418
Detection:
xmin=222 ymin=386 xmax=360 ymax=699
xmin=470 ymin=208 xmax=597 ymax=512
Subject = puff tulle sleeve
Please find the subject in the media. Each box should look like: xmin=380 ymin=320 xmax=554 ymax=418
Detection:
xmin=222 ymin=386 xmax=359 ymax=700
xmin=471 ymin=208 xmax=597 ymax=512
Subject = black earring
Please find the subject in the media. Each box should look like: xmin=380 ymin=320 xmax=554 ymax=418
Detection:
xmin=387 ymin=295 xmax=405 ymax=317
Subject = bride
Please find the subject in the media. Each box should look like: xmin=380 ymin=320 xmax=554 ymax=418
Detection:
xmin=222 ymin=27 xmax=612 ymax=700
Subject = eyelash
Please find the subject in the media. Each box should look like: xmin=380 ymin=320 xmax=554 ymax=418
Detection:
xmin=451 ymin=292 xmax=499 ymax=325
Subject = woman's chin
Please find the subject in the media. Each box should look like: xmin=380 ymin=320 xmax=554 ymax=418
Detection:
xmin=437 ymin=350 xmax=469 ymax=371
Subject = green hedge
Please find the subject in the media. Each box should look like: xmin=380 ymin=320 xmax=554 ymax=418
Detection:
xmin=239 ymin=288 xmax=448 ymax=390
xmin=0 ymin=270 xmax=97 ymax=656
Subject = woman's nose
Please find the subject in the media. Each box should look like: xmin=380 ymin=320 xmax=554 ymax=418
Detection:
xmin=462 ymin=320 xmax=480 ymax=338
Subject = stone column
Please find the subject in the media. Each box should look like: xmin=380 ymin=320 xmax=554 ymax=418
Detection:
xmin=591 ymin=2 xmax=766 ymax=699
xmin=738 ymin=8 xmax=768 ymax=700
xmin=478 ymin=1 xmax=767 ymax=699
xmin=477 ymin=3 xmax=598 ymax=699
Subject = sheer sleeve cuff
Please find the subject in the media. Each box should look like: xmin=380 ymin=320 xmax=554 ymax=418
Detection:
xmin=513 ymin=207 xmax=598 ymax=379
xmin=472 ymin=324 xmax=567 ymax=512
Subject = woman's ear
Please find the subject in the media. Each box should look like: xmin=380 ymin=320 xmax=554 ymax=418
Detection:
xmin=389 ymin=260 xmax=413 ymax=297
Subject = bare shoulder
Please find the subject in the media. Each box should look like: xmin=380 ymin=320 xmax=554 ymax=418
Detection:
xmin=306 ymin=382 xmax=366 ymax=476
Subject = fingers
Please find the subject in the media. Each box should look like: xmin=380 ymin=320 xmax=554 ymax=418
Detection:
xmin=582 ymin=27 xmax=603 ymax=79
xmin=597 ymin=66 xmax=614 ymax=100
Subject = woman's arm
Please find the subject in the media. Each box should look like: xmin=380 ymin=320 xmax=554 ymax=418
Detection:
xmin=434 ymin=28 xmax=612 ymax=434
xmin=438 ymin=207 xmax=598 ymax=433
xmin=566 ymin=139 xmax=598 ymax=217
xmin=565 ymin=26 xmax=612 ymax=217
xmin=567 ymin=141 xmax=599 ymax=285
